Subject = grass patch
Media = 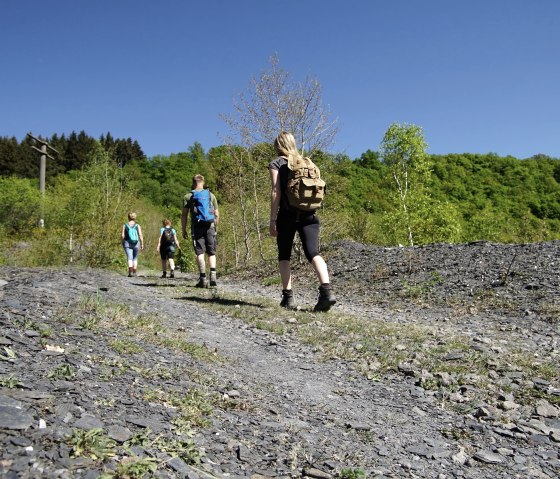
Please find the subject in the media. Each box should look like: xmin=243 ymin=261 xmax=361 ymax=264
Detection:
xmin=182 ymin=286 xmax=559 ymax=409
xmin=47 ymin=364 xmax=76 ymax=380
xmin=538 ymin=302 xmax=560 ymax=323
xmin=106 ymin=457 xmax=158 ymax=478
xmin=400 ymin=271 xmax=443 ymax=300
xmin=109 ymin=339 xmax=143 ymax=355
xmin=67 ymin=428 xmax=116 ymax=461
xmin=62 ymin=294 xmax=220 ymax=363
xmin=262 ymin=275 xmax=282 ymax=287
xmin=0 ymin=374 xmax=22 ymax=388
xmin=143 ymin=387 xmax=214 ymax=429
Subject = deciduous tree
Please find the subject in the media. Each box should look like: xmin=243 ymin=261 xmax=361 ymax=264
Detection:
xmin=220 ymin=53 xmax=338 ymax=263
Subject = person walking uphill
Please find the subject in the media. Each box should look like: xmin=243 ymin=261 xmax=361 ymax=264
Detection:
xmin=268 ymin=131 xmax=336 ymax=312
xmin=157 ymin=219 xmax=180 ymax=278
xmin=121 ymin=212 xmax=144 ymax=277
xmin=182 ymin=174 xmax=220 ymax=287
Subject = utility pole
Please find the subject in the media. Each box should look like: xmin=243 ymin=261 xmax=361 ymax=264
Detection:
xmin=27 ymin=133 xmax=58 ymax=227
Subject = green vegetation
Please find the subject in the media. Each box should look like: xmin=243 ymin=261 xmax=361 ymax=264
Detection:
xmin=67 ymin=428 xmax=117 ymax=461
xmin=50 ymin=294 xmax=211 ymax=477
xmin=1 ymin=128 xmax=558 ymax=273
xmin=0 ymin=374 xmax=22 ymax=388
xmin=339 ymin=468 xmax=367 ymax=479
xmin=47 ymin=364 xmax=76 ymax=380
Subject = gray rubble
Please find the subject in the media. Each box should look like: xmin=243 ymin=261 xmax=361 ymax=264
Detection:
xmin=1 ymin=240 xmax=559 ymax=478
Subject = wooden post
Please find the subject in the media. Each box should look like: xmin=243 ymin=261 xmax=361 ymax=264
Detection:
xmin=39 ymin=144 xmax=46 ymax=195
xmin=27 ymin=133 xmax=58 ymax=228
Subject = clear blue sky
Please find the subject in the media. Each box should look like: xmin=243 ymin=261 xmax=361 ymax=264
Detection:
xmin=2 ymin=0 xmax=559 ymax=160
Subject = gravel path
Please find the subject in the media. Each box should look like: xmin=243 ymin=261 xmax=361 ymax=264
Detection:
xmin=1 ymin=240 xmax=559 ymax=478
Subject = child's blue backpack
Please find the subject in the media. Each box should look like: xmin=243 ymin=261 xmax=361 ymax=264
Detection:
xmin=191 ymin=189 xmax=215 ymax=224
xmin=125 ymin=224 xmax=139 ymax=245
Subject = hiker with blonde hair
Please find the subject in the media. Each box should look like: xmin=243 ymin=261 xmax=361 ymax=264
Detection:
xmin=268 ymin=131 xmax=335 ymax=311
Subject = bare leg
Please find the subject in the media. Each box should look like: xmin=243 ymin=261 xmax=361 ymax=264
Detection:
xmin=197 ymin=254 xmax=206 ymax=274
xmin=168 ymin=259 xmax=175 ymax=270
xmin=208 ymin=254 xmax=216 ymax=269
xmin=311 ymin=255 xmax=330 ymax=284
xmin=161 ymin=259 xmax=166 ymax=272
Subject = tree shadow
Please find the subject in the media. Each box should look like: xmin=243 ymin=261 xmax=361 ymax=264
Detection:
xmin=179 ymin=295 xmax=265 ymax=309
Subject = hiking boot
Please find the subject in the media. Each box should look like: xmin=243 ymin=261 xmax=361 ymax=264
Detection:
xmin=161 ymin=271 xmax=167 ymax=278
xmin=169 ymin=270 xmax=174 ymax=278
xmin=313 ymin=285 xmax=336 ymax=312
xmin=209 ymin=280 xmax=217 ymax=287
xmin=195 ymin=278 xmax=207 ymax=288
xmin=128 ymin=272 xmax=133 ymax=277
xmin=280 ymin=289 xmax=296 ymax=310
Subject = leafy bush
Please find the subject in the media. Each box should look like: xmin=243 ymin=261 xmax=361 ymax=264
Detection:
xmin=0 ymin=176 xmax=42 ymax=231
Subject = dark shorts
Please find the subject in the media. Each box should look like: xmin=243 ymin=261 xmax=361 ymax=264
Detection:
xmin=160 ymin=245 xmax=175 ymax=260
xmin=276 ymin=210 xmax=320 ymax=262
xmin=192 ymin=223 xmax=217 ymax=256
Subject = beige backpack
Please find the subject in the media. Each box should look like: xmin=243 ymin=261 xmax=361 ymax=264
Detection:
xmin=285 ymin=155 xmax=326 ymax=212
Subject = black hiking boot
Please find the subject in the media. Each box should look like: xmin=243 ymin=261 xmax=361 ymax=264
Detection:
xmin=161 ymin=271 xmax=167 ymax=278
xmin=195 ymin=278 xmax=207 ymax=288
xmin=280 ymin=289 xmax=296 ymax=310
xmin=209 ymin=280 xmax=217 ymax=287
xmin=169 ymin=270 xmax=174 ymax=278
xmin=314 ymin=285 xmax=336 ymax=312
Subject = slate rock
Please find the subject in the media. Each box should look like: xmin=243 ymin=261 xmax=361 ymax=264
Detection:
xmin=302 ymin=467 xmax=333 ymax=479
xmin=0 ymin=395 xmax=22 ymax=407
xmin=406 ymin=445 xmax=433 ymax=458
xmin=236 ymin=443 xmax=253 ymax=463
xmin=473 ymin=450 xmax=504 ymax=464
xmin=10 ymin=436 xmax=32 ymax=447
xmin=167 ymin=456 xmax=200 ymax=478
xmin=107 ymin=424 xmax=133 ymax=443
xmin=124 ymin=414 xmax=167 ymax=432
xmin=0 ymin=405 xmax=34 ymax=430
xmin=73 ymin=414 xmax=103 ymax=430
xmin=535 ymin=400 xmax=560 ymax=418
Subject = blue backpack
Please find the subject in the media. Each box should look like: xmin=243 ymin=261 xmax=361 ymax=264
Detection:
xmin=125 ymin=224 xmax=139 ymax=244
xmin=191 ymin=189 xmax=215 ymax=224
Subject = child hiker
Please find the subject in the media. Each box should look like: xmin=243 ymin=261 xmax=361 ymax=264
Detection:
xmin=157 ymin=219 xmax=180 ymax=278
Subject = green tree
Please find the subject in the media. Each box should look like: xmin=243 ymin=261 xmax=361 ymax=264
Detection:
xmin=380 ymin=123 xmax=431 ymax=246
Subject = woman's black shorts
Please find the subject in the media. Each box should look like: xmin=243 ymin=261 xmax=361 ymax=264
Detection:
xmin=276 ymin=211 xmax=320 ymax=262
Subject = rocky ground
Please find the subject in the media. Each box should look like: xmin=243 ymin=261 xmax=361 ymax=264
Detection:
xmin=0 ymin=240 xmax=559 ymax=478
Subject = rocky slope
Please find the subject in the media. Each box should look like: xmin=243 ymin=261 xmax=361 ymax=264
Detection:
xmin=0 ymin=240 xmax=559 ymax=478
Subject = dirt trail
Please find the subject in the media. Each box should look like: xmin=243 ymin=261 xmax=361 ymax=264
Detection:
xmin=1 ymin=253 xmax=559 ymax=478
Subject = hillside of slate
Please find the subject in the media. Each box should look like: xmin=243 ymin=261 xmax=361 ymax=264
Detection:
xmin=1 ymin=240 xmax=559 ymax=478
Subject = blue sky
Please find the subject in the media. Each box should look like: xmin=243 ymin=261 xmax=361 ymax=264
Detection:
xmin=2 ymin=0 xmax=559 ymax=159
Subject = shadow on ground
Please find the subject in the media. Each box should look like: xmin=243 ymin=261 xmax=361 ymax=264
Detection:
xmin=132 ymin=282 xmax=179 ymax=288
xmin=179 ymin=295 xmax=265 ymax=309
